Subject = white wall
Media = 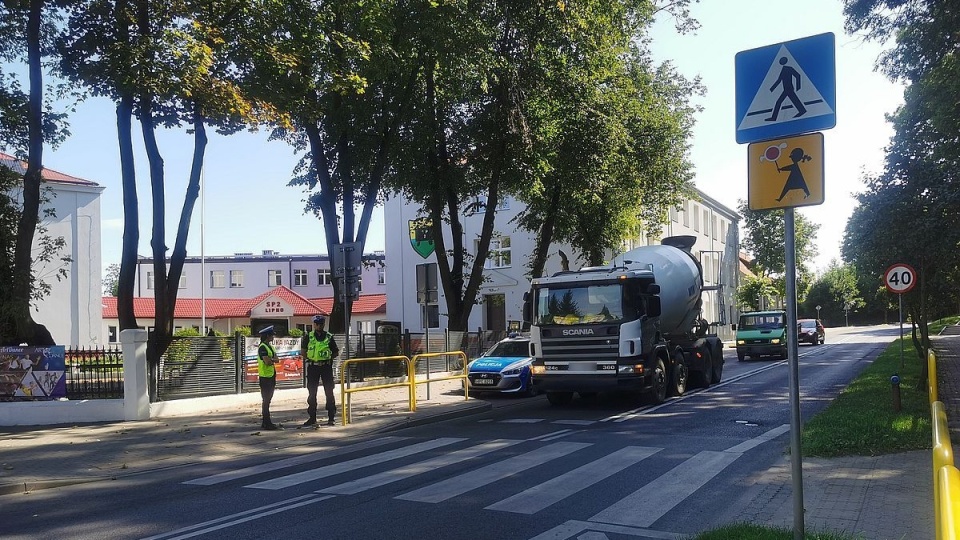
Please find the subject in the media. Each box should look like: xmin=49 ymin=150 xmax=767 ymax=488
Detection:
xmin=32 ymin=182 xmax=104 ymax=347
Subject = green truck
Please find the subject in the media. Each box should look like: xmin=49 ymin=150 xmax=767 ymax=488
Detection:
xmin=733 ymin=310 xmax=788 ymax=361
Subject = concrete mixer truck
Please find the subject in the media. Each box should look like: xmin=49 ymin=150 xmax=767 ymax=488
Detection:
xmin=522 ymin=235 xmax=724 ymax=406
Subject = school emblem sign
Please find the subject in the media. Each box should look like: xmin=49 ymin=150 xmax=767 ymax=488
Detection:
xmin=409 ymin=218 xmax=435 ymax=259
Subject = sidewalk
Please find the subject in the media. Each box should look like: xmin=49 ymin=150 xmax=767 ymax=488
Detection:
xmin=3 ymin=335 xmax=958 ymax=539
xmin=0 ymin=378 xmax=488 ymax=496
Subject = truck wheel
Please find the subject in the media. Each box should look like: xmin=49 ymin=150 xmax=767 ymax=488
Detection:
xmin=737 ymin=351 xmax=745 ymax=362
xmin=690 ymin=348 xmax=712 ymax=389
xmin=668 ymin=358 xmax=687 ymax=397
xmin=546 ymin=391 xmax=574 ymax=406
xmin=648 ymin=358 xmax=668 ymax=404
xmin=710 ymin=348 xmax=723 ymax=384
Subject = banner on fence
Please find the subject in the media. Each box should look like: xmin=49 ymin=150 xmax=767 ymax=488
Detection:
xmin=0 ymin=346 xmax=66 ymax=400
xmin=243 ymin=337 xmax=303 ymax=382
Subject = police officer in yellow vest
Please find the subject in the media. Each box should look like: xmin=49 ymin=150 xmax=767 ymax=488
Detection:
xmin=258 ymin=326 xmax=281 ymax=430
xmin=301 ymin=315 xmax=340 ymax=427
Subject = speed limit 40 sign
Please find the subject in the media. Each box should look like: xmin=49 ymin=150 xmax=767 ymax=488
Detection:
xmin=884 ymin=264 xmax=917 ymax=294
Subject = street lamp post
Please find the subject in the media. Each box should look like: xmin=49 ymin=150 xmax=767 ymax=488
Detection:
xmin=844 ymin=303 xmax=851 ymax=327
xmin=815 ymin=304 xmax=821 ymax=321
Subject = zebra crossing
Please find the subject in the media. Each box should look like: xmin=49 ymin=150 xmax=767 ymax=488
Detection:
xmin=181 ymin=424 xmax=789 ymax=530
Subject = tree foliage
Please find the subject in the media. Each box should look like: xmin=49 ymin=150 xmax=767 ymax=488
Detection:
xmin=801 ymin=261 xmax=863 ymax=326
xmin=735 ymin=274 xmax=778 ymax=312
xmin=736 ymin=199 xmax=819 ymax=300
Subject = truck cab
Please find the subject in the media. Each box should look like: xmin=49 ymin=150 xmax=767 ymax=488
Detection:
xmin=733 ymin=310 xmax=788 ymax=361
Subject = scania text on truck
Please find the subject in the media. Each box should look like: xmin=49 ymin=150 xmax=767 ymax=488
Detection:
xmin=522 ymin=236 xmax=725 ymax=406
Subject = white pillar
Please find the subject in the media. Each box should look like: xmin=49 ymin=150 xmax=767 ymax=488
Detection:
xmin=121 ymin=329 xmax=150 ymax=420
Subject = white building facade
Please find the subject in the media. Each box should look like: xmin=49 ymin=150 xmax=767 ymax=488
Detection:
xmin=384 ymin=188 xmax=740 ymax=340
xmin=1 ymin=152 xmax=104 ymax=347
xmin=131 ymin=251 xmax=387 ymax=301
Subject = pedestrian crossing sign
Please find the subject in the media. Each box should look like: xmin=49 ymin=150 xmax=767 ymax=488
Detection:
xmin=748 ymin=132 xmax=824 ymax=210
xmin=735 ymin=33 xmax=836 ymax=144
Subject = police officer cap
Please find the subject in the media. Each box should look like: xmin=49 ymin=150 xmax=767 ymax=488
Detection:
xmin=258 ymin=325 xmax=275 ymax=335
xmin=313 ymin=315 xmax=325 ymax=324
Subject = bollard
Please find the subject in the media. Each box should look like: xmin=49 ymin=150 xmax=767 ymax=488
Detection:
xmin=891 ymin=374 xmax=902 ymax=412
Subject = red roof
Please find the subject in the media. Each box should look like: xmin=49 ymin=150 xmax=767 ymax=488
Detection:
xmin=0 ymin=151 xmax=99 ymax=186
xmin=311 ymin=294 xmax=386 ymax=315
xmin=102 ymin=289 xmax=387 ymax=319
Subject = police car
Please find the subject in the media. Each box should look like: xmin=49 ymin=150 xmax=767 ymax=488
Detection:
xmin=466 ymin=334 xmax=536 ymax=397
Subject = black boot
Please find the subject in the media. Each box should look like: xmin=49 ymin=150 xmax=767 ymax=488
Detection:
xmin=302 ymin=417 xmax=317 ymax=427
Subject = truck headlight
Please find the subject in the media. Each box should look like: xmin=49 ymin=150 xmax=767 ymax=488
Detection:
xmin=771 ymin=338 xmax=781 ymax=344
xmin=618 ymin=364 xmax=644 ymax=374
xmin=737 ymin=340 xmax=745 ymax=345
xmin=531 ymin=365 xmax=546 ymax=375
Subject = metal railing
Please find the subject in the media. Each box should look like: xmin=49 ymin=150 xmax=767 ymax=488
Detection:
xmin=411 ymin=351 xmax=469 ymax=402
xmin=339 ymin=355 xmax=416 ymax=426
xmin=65 ymin=346 xmax=124 ymax=399
xmin=929 ymin=348 xmax=960 ymax=540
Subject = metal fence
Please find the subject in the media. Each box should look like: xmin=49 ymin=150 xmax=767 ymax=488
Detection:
xmin=63 ymin=328 xmax=509 ymax=402
xmin=65 ymin=346 xmax=124 ymax=399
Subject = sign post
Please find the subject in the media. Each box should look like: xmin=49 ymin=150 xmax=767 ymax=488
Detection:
xmin=885 ymin=263 xmax=917 ymax=369
xmin=333 ymin=242 xmax=362 ymax=363
xmin=735 ymin=32 xmax=837 ymax=540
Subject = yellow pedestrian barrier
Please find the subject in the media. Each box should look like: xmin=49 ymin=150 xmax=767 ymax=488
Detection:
xmin=929 ymin=348 xmax=939 ymax=404
xmin=411 ymin=351 xmax=470 ymax=402
xmin=933 ymin=400 xmax=954 ymax=540
xmin=339 ymin=355 xmax=415 ymax=426
xmin=938 ymin=465 xmax=960 ymax=540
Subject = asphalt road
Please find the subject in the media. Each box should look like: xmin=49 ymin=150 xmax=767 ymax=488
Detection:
xmin=2 ymin=324 xmax=897 ymax=540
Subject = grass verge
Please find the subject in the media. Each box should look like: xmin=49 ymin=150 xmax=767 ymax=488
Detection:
xmin=688 ymin=523 xmax=864 ymax=539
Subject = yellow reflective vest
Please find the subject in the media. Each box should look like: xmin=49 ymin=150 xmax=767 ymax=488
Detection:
xmin=258 ymin=342 xmax=277 ymax=377
xmin=306 ymin=332 xmax=333 ymax=362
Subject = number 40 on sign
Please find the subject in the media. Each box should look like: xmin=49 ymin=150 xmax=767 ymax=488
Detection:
xmin=884 ymin=264 xmax=917 ymax=294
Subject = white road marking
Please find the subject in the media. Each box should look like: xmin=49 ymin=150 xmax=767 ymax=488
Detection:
xmin=395 ymin=441 xmax=591 ymax=503
xmin=182 ymin=437 xmax=406 ymax=486
xmin=486 ymin=446 xmax=661 ymax=514
xmin=244 ymin=437 xmax=465 ymax=490
xmin=317 ymin=439 xmax=521 ymax=495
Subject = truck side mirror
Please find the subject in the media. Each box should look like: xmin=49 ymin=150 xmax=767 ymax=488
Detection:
xmin=647 ymin=296 xmax=662 ymax=318
xmin=646 ymin=284 xmax=661 ymax=294
xmin=522 ymin=292 xmax=532 ymax=324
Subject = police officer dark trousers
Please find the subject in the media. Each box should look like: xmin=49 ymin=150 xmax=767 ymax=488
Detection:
xmin=257 ymin=326 xmax=280 ymax=430
xmin=302 ymin=315 xmax=340 ymax=427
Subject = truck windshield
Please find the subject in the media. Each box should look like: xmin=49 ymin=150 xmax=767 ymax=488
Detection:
xmin=738 ymin=314 xmax=785 ymax=330
xmin=534 ymin=284 xmax=627 ymax=325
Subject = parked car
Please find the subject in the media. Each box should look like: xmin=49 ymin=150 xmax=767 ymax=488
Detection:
xmin=466 ymin=335 xmax=536 ymax=397
xmin=798 ymin=319 xmax=825 ymax=345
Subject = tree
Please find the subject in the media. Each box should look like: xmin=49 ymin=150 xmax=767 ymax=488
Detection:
xmin=801 ymin=261 xmax=863 ymax=326
xmin=231 ymin=0 xmax=420 ymax=333
xmin=0 ymin=0 xmax=71 ymax=346
xmin=736 ymin=199 xmax=819 ymax=300
xmin=60 ymin=0 xmax=264 ymax=392
xmin=736 ymin=274 xmax=778 ymax=312
xmin=102 ymin=262 xmax=120 ymax=297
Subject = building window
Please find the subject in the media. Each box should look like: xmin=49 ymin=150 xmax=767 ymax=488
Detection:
xmin=703 ymin=209 xmax=709 ymax=236
xmin=682 ymin=201 xmax=690 ymax=227
xmin=377 ymin=267 xmax=386 ymax=285
xmin=468 ymin=196 xmax=510 ymax=215
xmin=721 ymin=221 xmax=727 ymax=241
xmin=484 ymin=236 xmax=512 ymax=269
xmin=693 ymin=205 xmax=700 ymax=231
xmin=179 ymin=274 xmax=187 ymax=289
xmin=712 ymin=216 xmax=718 ymax=240
xmin=318 ymin=268 xmax=331 ymax=286
xmin=357 ymin=278 xmax=363 ymax=292
xmin=296 ymin=323 xmax=314 ymax=333
xmin=108 ymin=326 xmax=118 ymax=343
xmin=146 ymin=271 xmax=154 ymax=290
xmin=211 ymin=270 xmax=225 ymax=288
xmin=268 ymin=269 xmax=282 ymax=287
xmin=294 ymin=269 xmax=308 ymax=287
xmin=669 ymin=207 xmax=678 ymax=222
xmin=230 ymin=270 xmax=244 ymax=288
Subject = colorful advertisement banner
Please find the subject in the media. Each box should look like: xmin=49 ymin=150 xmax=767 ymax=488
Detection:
xmin=243 ymin=337 xmax=303 ymax=383
xmin=0 ymin=346 xmax=66 ymax=400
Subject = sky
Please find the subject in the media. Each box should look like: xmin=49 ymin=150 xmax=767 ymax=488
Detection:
xmin=34 ymin=0 xmax=902 ymax=278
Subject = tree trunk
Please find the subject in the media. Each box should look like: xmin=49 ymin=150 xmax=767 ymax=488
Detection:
xmin=7 ymin=0 xmax=54 ymax=346
xmin=116 ymin=93 xmax=139 ymax=330
xmin=528 ymin=182 xmax=562 ymax=279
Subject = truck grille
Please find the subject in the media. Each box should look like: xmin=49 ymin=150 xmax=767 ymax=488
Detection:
xmin=540 ymin=333 xmax=620 ymax=362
